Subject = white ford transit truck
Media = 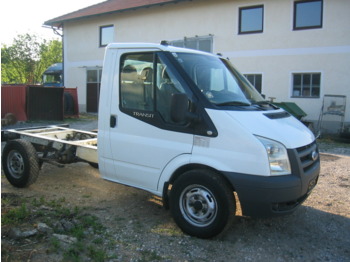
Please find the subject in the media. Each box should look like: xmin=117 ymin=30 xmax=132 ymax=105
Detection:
xmin=2 ymin=42 xmax=320 ymax=238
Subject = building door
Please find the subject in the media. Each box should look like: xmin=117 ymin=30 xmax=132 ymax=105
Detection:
xmin=86 ymin=68 xmax=102 ymax=112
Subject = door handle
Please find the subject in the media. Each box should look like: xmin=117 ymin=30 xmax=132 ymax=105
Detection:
xmin=110 ymin=115 xmax=117 ymax=128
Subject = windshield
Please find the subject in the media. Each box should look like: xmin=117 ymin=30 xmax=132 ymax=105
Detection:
xmin=43 ymin=73 xmax=62 ymax=85
xmin=173 ymin=52 xmax=264 ymax=106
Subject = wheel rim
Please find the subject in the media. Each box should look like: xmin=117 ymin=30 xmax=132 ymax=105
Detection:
xmin=7 ymin=150 xmax=25 ymax=179
xmin=179 ymin=185 xmax=218 ymax=227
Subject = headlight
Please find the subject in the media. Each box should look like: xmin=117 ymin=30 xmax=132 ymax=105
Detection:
xmin=256 ymin=136 xmax=291 ymax=176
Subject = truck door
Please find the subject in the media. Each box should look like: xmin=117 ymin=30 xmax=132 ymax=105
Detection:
xmin=107 ymin=50 xmax=194 ymax=192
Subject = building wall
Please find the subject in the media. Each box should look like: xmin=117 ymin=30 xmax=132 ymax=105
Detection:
xmin=63 ymin=0 xmax=350 ymax=129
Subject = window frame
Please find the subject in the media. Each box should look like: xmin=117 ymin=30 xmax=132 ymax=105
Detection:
xmin=293 ymin=0 xmax=323 ymax=31
xmin=291 ymin=72 xmax=321 ymax=98
xmin=170 ymin=35 xmax=213 ymax=53
xmin=118 ymin=52 xmax=192 ymax=118
xmin=99 ymin=25 xmax=114 ymax=47
xmin=244 ymin=73 xmax=263 ymax=94
xmin=238 ymin=5 xmax=264 ymax=35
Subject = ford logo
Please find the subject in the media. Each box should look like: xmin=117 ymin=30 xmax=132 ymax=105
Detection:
xmin=311 ymin=150 xmax=318 ymax=161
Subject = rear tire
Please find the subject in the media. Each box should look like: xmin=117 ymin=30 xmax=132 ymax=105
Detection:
xmin=170 ymin=169 xmax=235 ymax=238
xmin=5 ymin=113 xmax=17 ymax=125
xmin=2 ymin=139 xmax=39 ymax=188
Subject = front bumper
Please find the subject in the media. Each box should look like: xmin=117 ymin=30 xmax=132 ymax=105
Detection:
xmin=223 ymin=141 xmax=320 ymax=217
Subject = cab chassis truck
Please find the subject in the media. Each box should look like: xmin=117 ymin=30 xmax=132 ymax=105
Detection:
xmin=1 ymin=42 xmax=320 ymax=238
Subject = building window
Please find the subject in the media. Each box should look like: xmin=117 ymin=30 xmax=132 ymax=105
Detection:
xmin=170 ymin=35 xmax=213 ymax=53
xmin=239 ymin=5 xmax=264 ymax=34
xmin=292 ymin=73 xmax=321 ymax=98
xmin=293 ymin=0 xmax=323 ymax=30
xmin=100 ymin=25 xmax=114 ymax=47
xmin=244 ymin=74 xmax=262 ymax=93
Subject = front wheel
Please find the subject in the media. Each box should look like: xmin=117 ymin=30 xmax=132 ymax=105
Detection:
xmin=2 ymin=139 xmax=40 ymax=188
xmin=169 ymin=169 xmax=235 ymax=238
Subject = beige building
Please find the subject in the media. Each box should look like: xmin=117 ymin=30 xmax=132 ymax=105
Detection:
xmin=45 ymin=0 xmax=350 ymax=132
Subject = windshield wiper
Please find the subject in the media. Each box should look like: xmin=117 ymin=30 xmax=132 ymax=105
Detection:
xmin=252 ymin=100 xmax=271 ymax=105
xmin=252 ymin=100 xmax=278 ymax=109
xmin=216 ymin=101 xmax=251 ymax=106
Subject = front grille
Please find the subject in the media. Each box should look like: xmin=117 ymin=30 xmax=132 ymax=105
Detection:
xmin=296 ymin=141 xmax=319 ymax=174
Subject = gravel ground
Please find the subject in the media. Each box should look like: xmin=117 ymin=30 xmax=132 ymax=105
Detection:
xmin=1 ymin=117 xmax=350 ymax=261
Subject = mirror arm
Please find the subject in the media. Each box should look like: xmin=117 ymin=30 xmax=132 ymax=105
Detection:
xmin=186 ymin=112 xmax=201 ymax=123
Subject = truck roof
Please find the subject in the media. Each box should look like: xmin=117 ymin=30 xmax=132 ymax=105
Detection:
xmin=44 ymin=63 xmax=63 ymax=74
xmin=106 ymin=42 xmax=216 ymax=56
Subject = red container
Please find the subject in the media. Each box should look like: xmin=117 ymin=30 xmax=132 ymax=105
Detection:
xmin=2 ymin=85 xmax=80 ymax=122
xmin=1 ymin=85 xmax=28 ymax=121
xmin=26 ymin=86 xmax=64 ymax=121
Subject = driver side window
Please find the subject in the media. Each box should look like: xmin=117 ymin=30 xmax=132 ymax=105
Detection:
xmin=156 ymin=56 xmax=186 ymax=123
xmin=120 ymin=52 xmax=187 ymax=124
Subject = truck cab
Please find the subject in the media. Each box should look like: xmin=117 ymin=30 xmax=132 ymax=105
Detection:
xmin=97 ymin=43 xmax=320 ymax=238
xmin=42 ymin=63 xmax=63 ymax=87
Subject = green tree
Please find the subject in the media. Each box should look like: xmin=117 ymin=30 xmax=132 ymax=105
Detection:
xmin=1 ymin=33 xmax=62 ymax=84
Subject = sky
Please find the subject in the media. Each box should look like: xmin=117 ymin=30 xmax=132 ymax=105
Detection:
xmin=1 ymin=0 xmax=104 ymax=46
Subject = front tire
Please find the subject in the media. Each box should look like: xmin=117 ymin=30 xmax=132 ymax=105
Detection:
xmin=2 ymin=139 xmax=39 ymax=188
xmin=170 ymin=169 xmax=235 ymax=238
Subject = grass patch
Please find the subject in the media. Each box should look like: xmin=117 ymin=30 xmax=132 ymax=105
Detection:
xmin=64 ymin=242 xmax=85 ymax=262
xmin=79 ymin=215 xmax=105 ymax=233
xmin=2 ymin=194 xmax=109 ymax=262
xmin=151 ymin=225 xmax=182 ymax=237
xmin=88 ymin=245 xmax=106 ymax=262
xmin=2 ymin=203 xmax=30 ymax=225
xmin=50 ymin=237 xmax=61 ymax=252
xmin=82 ymin=194 xmax=92 ymax=198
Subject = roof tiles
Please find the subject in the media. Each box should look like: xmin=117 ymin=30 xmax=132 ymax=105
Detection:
xmin=44 ymin=0 xmax=185 ymax=27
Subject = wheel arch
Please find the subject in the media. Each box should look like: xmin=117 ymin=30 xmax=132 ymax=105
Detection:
xmin=161 ymin=163 xmax=235 ymax=209
xmin=169 ymin=164 xmax=233 ymax=189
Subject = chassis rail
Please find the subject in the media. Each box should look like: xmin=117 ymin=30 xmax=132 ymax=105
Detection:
xmin=2 ymin=125 xmax=98 ymax=164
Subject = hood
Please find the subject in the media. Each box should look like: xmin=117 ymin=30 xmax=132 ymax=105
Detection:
xmin=225 ymin=109 xmax=315 ymax=148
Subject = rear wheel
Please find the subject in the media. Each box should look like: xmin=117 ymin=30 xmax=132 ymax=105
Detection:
xmin=2 ymin=139 xmax=39 ymax=188
xmin=170 ymin=169 xmax=235 ymax=238
xmin=5 ymin=113 xmax=17 ymax=125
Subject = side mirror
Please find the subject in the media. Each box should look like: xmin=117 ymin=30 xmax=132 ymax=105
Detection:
xmin=170 ymin=93 xmax=189 ymax=123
